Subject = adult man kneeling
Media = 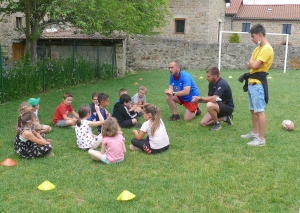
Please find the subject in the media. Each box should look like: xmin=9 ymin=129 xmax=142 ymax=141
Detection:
xmin=192 ymin=67 xmax=234 ymax=131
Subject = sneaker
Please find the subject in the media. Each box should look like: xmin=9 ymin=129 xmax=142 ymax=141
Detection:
xmin=168 ymin=114 xmax=180 ymax=121
xmin=240 ymin=132 xmax=258 ymax=139
xmin=195 ymin=107 xmax=201 ymax=116
xmin=224 ymin=115 xmax=233 ymax=125
xmin=247 ymin=138 xmax=266 ymax=146
xmin=210 ymin=122 xmax=222 ymax=131
xmin=130 ymin=145 xmax=138 ymax=151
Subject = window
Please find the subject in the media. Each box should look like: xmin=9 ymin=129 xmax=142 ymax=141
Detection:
xmin=242 ymin=23 xmax=250 ymax=32
xmin=282 ymin=24 xmax=291 ymax=34
xmin=16 ymin=17 xmax=22 ymax=29
xmin=175 ymin=19 xmax=185 ymax=34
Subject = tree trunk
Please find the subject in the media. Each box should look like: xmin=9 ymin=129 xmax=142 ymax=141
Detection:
xmin=25 ymin=0 xmax=31 ymax=53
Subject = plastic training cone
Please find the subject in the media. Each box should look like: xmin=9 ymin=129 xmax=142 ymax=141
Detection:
xmin=134 ymin=82 xmax=138 ymax=85
xmin=138 ymin=78 xmax=143 ymax=80
xmin=1 ymin=158 xmax=17 ymax=166
xmin=268 ymin=76 xmax=272 ymax=79
xmin=116 ymin=190 xmax=136 ymax=201
xmin=37 ymin=180 xmax=56 ymax=191
xmin=199 ymin=76 xmax=203 ymax=79
xmin=228 ymin=76 xmax=233 ymax=78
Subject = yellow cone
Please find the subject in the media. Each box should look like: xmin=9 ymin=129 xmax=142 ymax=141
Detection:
xmin=116 ymin=190 xmax=136 ymax=201
xmin=38 ymin=180 xmax=56 ymax=191
xmin=228 ymin=76 xmax=233 ymax=78
xmin=199 ymin=76 xmax=203 ymax=79
xmin=268 ymin=76 xmax=272 ymax=79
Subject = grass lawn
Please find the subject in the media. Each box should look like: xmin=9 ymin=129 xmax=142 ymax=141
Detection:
xmin=0 ymin=69 xmax=300 ymax=212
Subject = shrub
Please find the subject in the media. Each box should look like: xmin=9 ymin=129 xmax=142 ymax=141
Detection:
xmin=229 ymin=33 xmax=240 ymax=43
xmin=0 ymin=56 xmax=113 ymax=102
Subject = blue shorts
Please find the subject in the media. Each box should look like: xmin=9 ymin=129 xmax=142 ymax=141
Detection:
xmin=248 ymin=84 xmax=265 ymax=113
xmin=101 ymin=154 xmax=124 ymax=164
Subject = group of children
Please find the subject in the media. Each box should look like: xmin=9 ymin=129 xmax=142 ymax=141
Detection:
xmin=14 ymin=86 xmax=170 ymax=164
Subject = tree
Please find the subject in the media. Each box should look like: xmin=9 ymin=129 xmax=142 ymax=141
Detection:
xmin=0 ymin=0 xmax=170 ymax=63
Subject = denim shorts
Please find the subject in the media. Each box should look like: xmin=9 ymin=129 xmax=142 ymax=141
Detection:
xmin=248 ymin=84 xmax=265 ymax=112
xmin=101 ymin=154 xmax=124 ymax=164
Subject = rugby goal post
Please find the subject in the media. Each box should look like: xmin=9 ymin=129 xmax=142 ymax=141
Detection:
xmin=218 ymin=31 xmax=289 ymax=73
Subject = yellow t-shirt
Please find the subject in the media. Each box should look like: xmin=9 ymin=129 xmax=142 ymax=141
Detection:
xmin=249 ymin=43 xmax=274 ymax=84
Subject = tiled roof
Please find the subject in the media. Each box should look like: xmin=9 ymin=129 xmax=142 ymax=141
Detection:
xmin=21 ymin=28 xmax=126 ymax=40
xmin=226 ymin=0 xmax=300 ymax=20
xmin=225 ymin=0 xmax=242 ymax=15
xmin=236 ymin=4 xmax=300 ymax=20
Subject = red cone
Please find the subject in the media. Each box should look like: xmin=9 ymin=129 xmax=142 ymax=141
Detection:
xmin=1 ymin=158 xmax=17 ymax=166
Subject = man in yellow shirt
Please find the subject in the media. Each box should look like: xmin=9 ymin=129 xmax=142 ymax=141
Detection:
xmin=241 ymin=24 xmax=274 ymax=146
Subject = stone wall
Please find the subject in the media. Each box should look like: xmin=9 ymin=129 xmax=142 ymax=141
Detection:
xmin=126 ymin=36 xmax=300 ymax=71
xmin=0 ymin=13 xmax=24 ymax=60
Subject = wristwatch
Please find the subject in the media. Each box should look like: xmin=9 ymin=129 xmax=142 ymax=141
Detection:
xmin=172 ymin=91 xmax=175 ymax=96
xmin=200 ymin=97 xmax=203 ymax=102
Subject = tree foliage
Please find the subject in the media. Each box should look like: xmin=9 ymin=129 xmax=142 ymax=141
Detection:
xmin=0 ymin=0 xmax=170 ymax=62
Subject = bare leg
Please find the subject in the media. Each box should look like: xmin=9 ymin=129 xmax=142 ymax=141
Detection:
xmin=88 ymin=149 xmax=103 ymax=161
xmin=256 ymin=111 xmax=266 ymax=140
xmin=200 ymin=102 xmax=220 ymax=125
xmin=250 ymin=110 xmax=259 ymax=134
xmin=183 ymin=108 xmax=196 ymax=121
xmin=166 ymin=95 xmax=180 ymax=115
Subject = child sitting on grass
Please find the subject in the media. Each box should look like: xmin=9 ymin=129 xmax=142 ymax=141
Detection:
xmin=88 ymin=92 xmax=100 ymax=121
xmin=131 ymin=104 xmax=169 ymax=154
xmin=16 ymin=102 xmax=32 ymax=132
xmin=75 ymin=105 xmax=104 ymax=151
xmin=112 ymin=94 xmax=140 ymax=128
xmin=28 ymin=97 xmax=51 ymax=133
xmin=131 ymin=86 xmax=147 ymax=108
xmin=14 ymin=111 xmax=53 ymax=159
xmin=52 ymin=92 xmax=79 ymax=127
xmin=88 ymin=117 xmax=126 ymax=164
xmin=95 ymin=93 xmax=111 ymax=134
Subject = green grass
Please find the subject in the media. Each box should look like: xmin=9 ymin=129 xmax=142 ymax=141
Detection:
xmin=1 ymin=69 xmax=300 ymax=212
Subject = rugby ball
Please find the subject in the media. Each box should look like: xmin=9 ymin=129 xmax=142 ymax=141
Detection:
xmin=282 ymin=120 xmax=294 ymax=131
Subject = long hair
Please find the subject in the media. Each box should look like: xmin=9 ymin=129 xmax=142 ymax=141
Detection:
xmin=144 ymin=104 xmax=161 ymax=136
xmin=17 ymin=102 xmax=32 ymax=129
xmin=101 ymin=117 xmax=120 ymax=137
xmin=76 ymin=105 xmax=91 ymax=127
xmin=17 ymin=111 xmax=34 ymax=136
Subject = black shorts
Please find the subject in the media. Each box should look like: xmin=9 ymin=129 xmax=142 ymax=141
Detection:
xmin=217 ymin=102 xmax=234 ymax=118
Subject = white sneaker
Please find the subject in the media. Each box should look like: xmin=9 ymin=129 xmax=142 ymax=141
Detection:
xmin=247 ymin=138 xmax=266 ymax=146
xmin=241 ymin=132 xmax=258 ymax=139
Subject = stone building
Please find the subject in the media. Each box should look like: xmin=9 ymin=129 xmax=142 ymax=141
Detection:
xmin=158 ymin=0 xmax=230 ymax=44
xmin=224 ymin=0 xmax=300 ymax=46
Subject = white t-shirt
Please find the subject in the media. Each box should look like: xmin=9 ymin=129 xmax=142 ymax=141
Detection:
xmin=75 ymin=120 xmax=94 ymax=148
xmin=131 ymin=93 xmax=146 ymax=106
xmin=140 ymin=119 xmax=169 ymax=149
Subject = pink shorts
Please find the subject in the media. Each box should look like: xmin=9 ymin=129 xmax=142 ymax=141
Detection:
xmin=177 ymin=97 xmax=198 ymax=113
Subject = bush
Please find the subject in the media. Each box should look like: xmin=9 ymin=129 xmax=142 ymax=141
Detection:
xmin=229 ymin=33 xmax=240 ymax=43
xmin=0 ymin=56 xmax=113 ymax=102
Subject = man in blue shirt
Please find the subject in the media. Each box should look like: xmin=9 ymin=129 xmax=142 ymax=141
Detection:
xmin=164 ymin=61 xmax=201 ymax=121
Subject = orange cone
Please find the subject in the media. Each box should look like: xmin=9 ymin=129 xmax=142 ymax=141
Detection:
xmin=1 ymin=158 xmax=17 ymax=166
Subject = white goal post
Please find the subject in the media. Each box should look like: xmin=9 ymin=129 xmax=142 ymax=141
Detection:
xmin=218 ymin=31 xmax=289 ymax=73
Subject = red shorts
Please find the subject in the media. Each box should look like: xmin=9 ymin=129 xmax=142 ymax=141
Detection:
xmin=177 ymin=97 xmax=198 ymax=113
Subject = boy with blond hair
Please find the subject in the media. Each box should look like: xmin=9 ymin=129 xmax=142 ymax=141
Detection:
xmin=52 ymin=92 xmax=79 ymax=127
xmin=131 ymin=86 xmax=147 ymax=108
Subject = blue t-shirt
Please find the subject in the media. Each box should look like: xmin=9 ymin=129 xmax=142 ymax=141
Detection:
xmin=169 ymin=70 xmax=200 ymax=102
xmin=88 ymin=103 xmax=107 ymax=133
